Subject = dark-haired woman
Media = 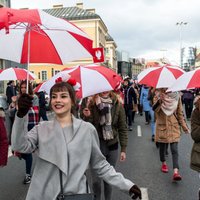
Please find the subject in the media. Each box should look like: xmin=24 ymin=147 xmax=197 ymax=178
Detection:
xmin=12 ymin=80 xmax=142 ymax=200
xmin=10 ymin=80 xmax=39 ymax=184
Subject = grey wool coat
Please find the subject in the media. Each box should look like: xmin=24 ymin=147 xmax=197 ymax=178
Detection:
xmin=11 ymin=115 xmax=134 ymax=200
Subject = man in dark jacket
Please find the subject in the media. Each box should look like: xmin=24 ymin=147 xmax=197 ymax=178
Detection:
xmin=123 ymin=78 xmax=137 ymax=131
xmin=6 ymin=80 xmax=17 ymax=105
xmin=35 ymin=91 xmax=48 ymax=121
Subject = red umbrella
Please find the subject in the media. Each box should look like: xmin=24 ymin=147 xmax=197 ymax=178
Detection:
xmin=168 ymin=68 xmax=200 ymax=92
xmin=61 ymin=65 xmax=122 ymax=98
xmin=138 ymin=65 xmax=185 ymax=88
xmin=0 ymin=67 xmax=36 ymax=80
xmin=0 ymin=7 xmax=103 ymax=64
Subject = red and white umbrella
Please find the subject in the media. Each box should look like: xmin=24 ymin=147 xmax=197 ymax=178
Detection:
xmin=138 ymin=65 xmax=185 ymax=88
xmin=167 ymin=68 xmax=200 ymax=92
xmin=37 ymin=65 xmax=122 ymax=98
xmin=61 ymin=65 xmax=122 ymax=98
xmin=0 ymin=7 xmax=102 ymax=64
xmin=0 ymin=67 xmax=36 ymax=80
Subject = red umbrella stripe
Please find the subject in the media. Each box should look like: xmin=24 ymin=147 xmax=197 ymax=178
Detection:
xmin=187 ymin=69 xmax=200 ymax=88
xmin=164 ymin=65 xmax=184 ymax=79
xmin=139 ymin=67 xmax=163 ymax=87
xmin=21 ymin=26 xmax=62 ymax=64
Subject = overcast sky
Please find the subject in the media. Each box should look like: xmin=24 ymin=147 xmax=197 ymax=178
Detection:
xmin=10 ymin=0 xmax=200 ymax=65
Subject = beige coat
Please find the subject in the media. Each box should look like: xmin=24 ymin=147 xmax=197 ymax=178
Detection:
xmin=153 ymin=97 xmax=188 ymax=143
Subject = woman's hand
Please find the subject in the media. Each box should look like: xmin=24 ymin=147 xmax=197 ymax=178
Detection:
xmin=120 ymin=152 xmax=126 ymax=162
xmin=129 ymin=185 xmax=142 ymax=199
xmin=17 ymin=94 xmax=33 ymax=118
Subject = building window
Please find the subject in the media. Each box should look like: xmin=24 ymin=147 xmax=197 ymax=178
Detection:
xmin=38 ymin=72 xmax=40 ymax=79
xmin=55 ymin=70 xmax=60 ymax=75
xmin=51 ymin=68 xmax=54 ymax=77
xmin=41 ymin=71 xmax=47 ymax=81
xmin=106 ymin=48 xmax=109 ymax=54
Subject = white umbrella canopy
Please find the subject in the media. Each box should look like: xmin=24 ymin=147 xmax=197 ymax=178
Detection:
xmin=0 ymin=67 xmax=36 ymax=80
xmin=167 ymin=68 xmax=200 ymax=92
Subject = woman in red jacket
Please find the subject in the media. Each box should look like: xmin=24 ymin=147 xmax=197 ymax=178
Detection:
xmin=0 ymin=109 xmax=8 ymax=167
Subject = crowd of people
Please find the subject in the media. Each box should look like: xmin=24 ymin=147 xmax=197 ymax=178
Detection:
xmin=0 ymin=76 xmax=200 ymax=199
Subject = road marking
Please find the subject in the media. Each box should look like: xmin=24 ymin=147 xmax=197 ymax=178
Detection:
xmin=137 ymin=125 xmax=142 ymax=137
xmin=8 ymin=145 xmax=13 ymax=158
xmin=141 ymin=187 xmax=149 ymax=200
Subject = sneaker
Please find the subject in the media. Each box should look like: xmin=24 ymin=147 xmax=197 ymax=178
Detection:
xmin=173 ymin=172 xmax=182 ymax=181
xmin=128 ymin=127 xmax=133 ymax=131
xmin=161 ymin=164 xmax=169 ymax=173
xmin=23 ymin=174 xmax=31 ymax=184
xmin=151 ymin=135 xmax=155 ymax=142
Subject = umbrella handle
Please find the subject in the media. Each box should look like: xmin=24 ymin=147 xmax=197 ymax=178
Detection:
xmin=26 ymin=27 xmax=31 ymax=93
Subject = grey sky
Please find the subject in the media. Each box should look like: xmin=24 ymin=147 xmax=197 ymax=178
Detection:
xmin=10 ymin=0 xmax=200 ymax=64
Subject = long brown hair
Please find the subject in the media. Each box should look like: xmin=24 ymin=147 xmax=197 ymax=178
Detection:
xmin=19 ymin=80 xmax=33 ymax=95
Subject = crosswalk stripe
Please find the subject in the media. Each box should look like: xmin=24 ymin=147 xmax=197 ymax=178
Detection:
xmin=141 ymin=187 xmax=149 ymax=200
xmin=137 ymin=125 xmax=142 ymax=137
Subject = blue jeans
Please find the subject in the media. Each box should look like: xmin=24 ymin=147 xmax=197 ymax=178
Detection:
xmin=21 ymin=153 xmax=32 ymax=175
xmin=149 ymin=108 xmax=155 ymax=136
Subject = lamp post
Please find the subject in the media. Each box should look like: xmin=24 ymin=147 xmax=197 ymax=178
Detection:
xmin=176 ymin=22 xmax=188 ymax=68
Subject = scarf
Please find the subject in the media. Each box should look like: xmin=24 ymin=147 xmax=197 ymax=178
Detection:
xmin=96 ymin=95 xmax=113 ymax=140
xmin=161 ymin=92 xmax=180 ymax=116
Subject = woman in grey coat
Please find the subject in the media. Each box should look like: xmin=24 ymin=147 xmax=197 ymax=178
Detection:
xmin=11 ymin=80 xmax=142 ymax=200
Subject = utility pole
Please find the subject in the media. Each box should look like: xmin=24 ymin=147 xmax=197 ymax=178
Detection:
xmin=176 ymin=22 xmax=188 ymax=68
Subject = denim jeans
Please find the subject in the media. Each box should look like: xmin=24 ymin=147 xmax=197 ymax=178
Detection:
xmin=21 ymin=153 xmax=33 ymax=175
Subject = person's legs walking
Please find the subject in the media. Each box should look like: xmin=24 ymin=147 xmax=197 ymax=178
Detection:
xmin=159 ymin=143 xmax=168 ymax=173
xmin=149 ymin=108 xmax=155 ymax=141
xmin=21 ymin=153 xmax=32 ymax=184
xmin=104 ymin=149 xmax=118 ymax=200
xmin=170 ymin=142 xmax=181 ymax=181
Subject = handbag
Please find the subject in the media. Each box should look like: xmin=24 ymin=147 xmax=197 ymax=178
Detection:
xmin=57 ymin=170 xmax=95 ymax=200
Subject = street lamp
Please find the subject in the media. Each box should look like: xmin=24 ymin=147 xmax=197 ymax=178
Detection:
xmin=176 ymin=22 xmax=188 ymax=68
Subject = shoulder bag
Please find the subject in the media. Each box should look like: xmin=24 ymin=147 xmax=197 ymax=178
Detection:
xmin=57 ymin=170 xmax=95 ymax=200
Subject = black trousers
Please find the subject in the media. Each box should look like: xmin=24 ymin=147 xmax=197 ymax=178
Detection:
xmin=159 ymin=142 xmax=179 ymax=169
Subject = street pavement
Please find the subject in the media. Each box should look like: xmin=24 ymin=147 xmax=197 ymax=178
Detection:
xmin=0 ymin=112 xmax=199 ymax=200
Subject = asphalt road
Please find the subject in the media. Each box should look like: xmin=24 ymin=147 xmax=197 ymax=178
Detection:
xmin=0 ymin=113 xmax=198 ymax=200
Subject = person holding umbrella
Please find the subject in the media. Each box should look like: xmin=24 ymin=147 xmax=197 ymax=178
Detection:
xmin=11 ymin=79 xmax=142 ymax=200
xmin=153 ymin=88 xmax=189 ymax=181
xmin=10 ymin=80 xmax=39 ymax=184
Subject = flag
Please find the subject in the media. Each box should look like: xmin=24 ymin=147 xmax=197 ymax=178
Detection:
xmin=92 ymin=47 xmax=104 ymax=63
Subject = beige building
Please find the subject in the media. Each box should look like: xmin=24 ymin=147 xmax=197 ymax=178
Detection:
xmin=131 ymin=58 xmax=145 ymax=78
xmin=195 ymin=48 xmax=200 ymax=68
xmin=29 ymin=3 xmax=117 ymax=83
xmin=105 ymin=34 xmax=117 ymax=71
